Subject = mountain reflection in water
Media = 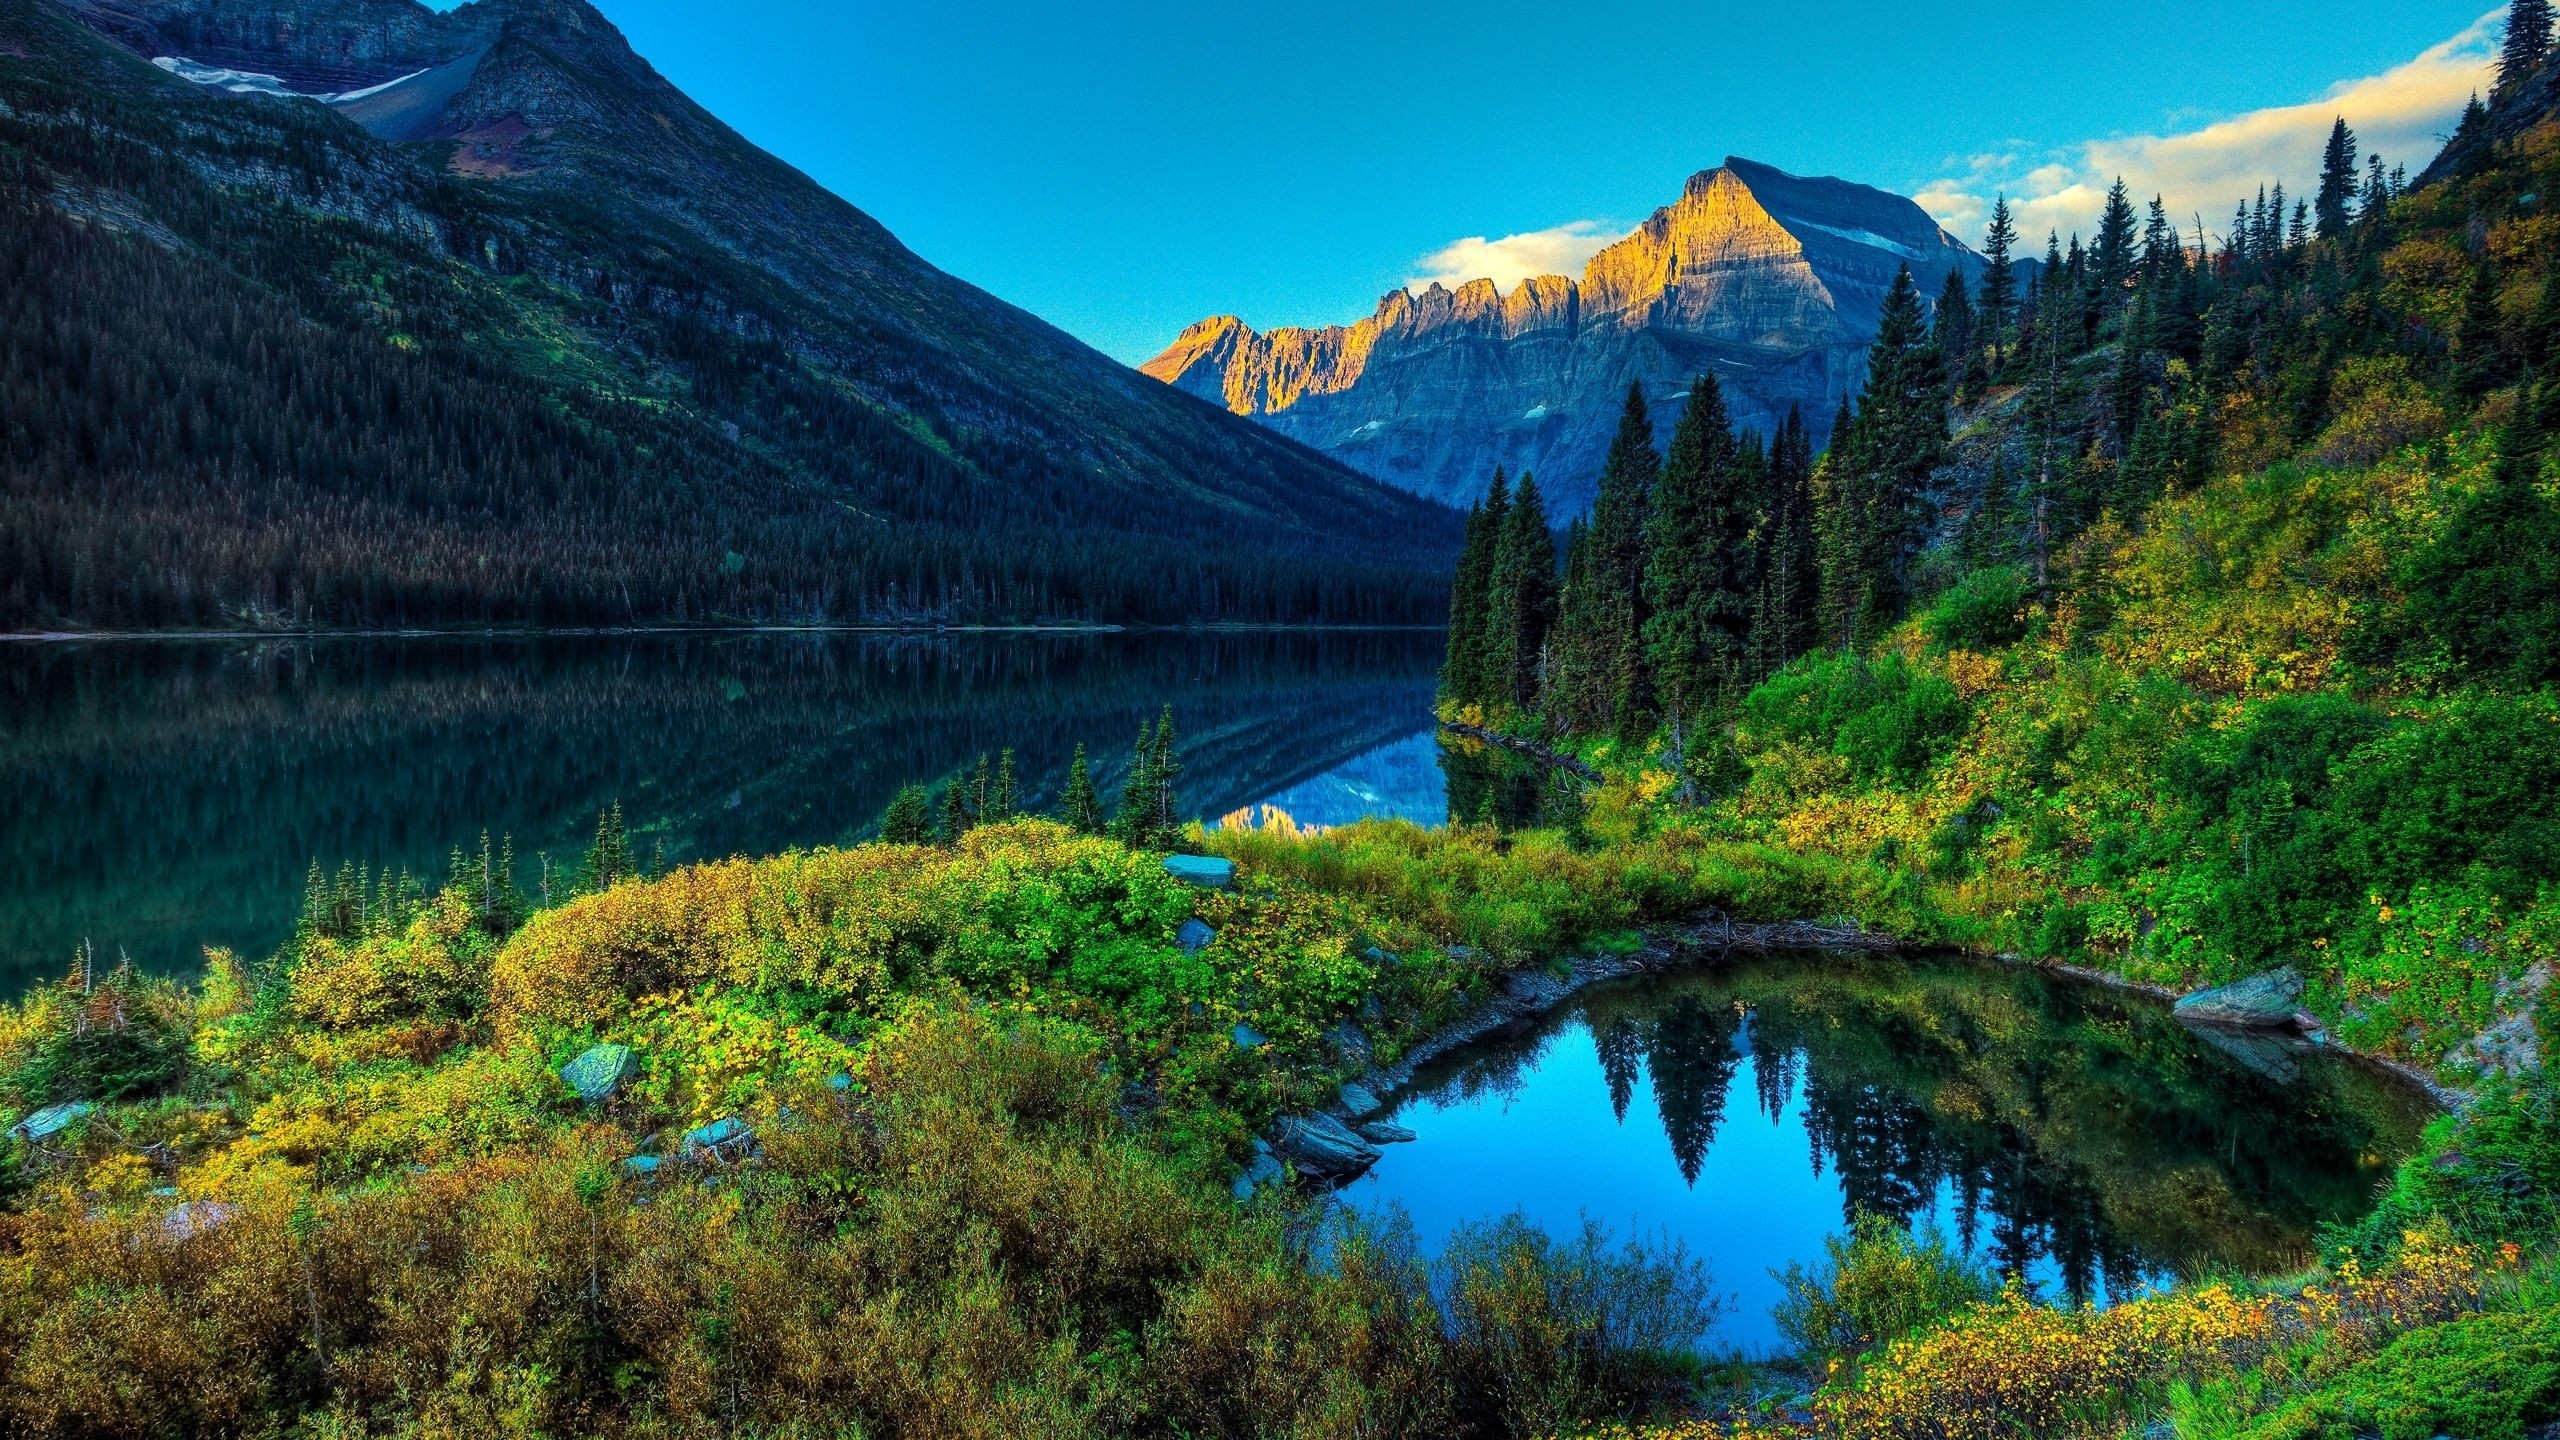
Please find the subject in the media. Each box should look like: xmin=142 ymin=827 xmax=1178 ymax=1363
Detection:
xmin=0 ymin=631 xmax=1444 ymax=994
xmin=1348 ymin=952 xmax=2433 ymax=1356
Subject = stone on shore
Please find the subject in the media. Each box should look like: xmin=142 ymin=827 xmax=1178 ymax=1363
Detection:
xmin=10 ymin=1101 xmax=92 ymax=1143
xmin=1163 ymin=855 xmax=1235 ymax=889
xmin=1337 ymin=1081 xmax=1383 ymax=1118
xmin=560 ymin=1043 xmax=639 ymax=1105
xmin=1271 ymin=1111 xmax=1382 ymax=1180
xmin=1357 ymin=1120 xmax=1417 ymax=1144
xmin=2173 ymin=967 xmax=2305 ymax=1029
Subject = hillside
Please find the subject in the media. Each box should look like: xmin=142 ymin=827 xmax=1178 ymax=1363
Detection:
xmin=1143 ymin=160 xmax=1985 ymax=515
xmin=0 ymin=0 xmax=1462 ymax=629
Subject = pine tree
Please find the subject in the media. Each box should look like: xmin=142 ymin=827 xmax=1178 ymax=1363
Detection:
xmin=940 ymin=778 xmax=972 ymax=846
xmin=1826 ymin=268 xmax=1949 ymax=641
xmin=2313 ymin=118 xmax=2359 ymax=241
xmin=2093 ymin=181 xmax=2140 ymax=319
xmin=2456 ymin=263 xmax=2513 ymax=398
xmin=1935 ymin=268 xmax=1978 ymax=401
xmin=988 ymin=749 xmax=1018 ymax=824
xmin=2448 ymin=94 xmax=2494 ymax=180
xmin=1144 ymin=708 xmax=1183 ymax=846
xmin=1551 ymin=384 xmax=1659 ymax=736
xmin=1440 ymin=484 xmax=1501 ymax=704
xmin=1109 ymin=719 xmax=1155 ymax=846
xmin=1979 ymin=197 xmax=2018 ymax=372
xmin=2502 ymin=0 xmax=2555 ymax=93
xmin=879 ymin=784 xmax=934 ymax=844
xmin=576 ymin=802 xmax=634 ymax=893
xmin=1059 ymin=743 xmax=1103 ymax=834
xmin=1643 ymin=373 xmax=1756 ymax=717
xmin=1483 ymin=472 xmax=1559 ymax=710
xmin=1751 ymin=404 xmax=1821 ymax=677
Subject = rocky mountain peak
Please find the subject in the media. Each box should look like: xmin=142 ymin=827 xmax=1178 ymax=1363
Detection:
xmin=1144 ymin=158 xmax=1983 ymax=514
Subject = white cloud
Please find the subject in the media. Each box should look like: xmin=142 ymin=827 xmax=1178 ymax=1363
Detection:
xmin=1407 ymin=219 xmax=1625 ymax=294
xmin=1920 ymin=12 xmax=2500 ymax=249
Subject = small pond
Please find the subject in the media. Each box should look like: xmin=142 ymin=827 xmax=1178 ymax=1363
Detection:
xmin=1344 ymin=951 xmax=2437 ymax=1356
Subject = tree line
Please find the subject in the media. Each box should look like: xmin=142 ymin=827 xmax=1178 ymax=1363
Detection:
xmin=1445 ymin=0 xmax=2560 ymax=736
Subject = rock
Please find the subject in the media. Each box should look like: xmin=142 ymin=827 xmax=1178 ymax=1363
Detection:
xmin=1270 ymin=1112 xmax=1381 ymax=1180
xmin=2189 ymin=1024 xmax=2304 ymax=1084
xmin=160 ymin=1200 xmax=238 ymax=1241
xmin=619 ymin=1154 xmax=663 ymax=1179
xmin=1230 ymin=1151 xmax=1286 ymax=1200
xmin=559 ymin=1043 xmax=639 ymax=1104
xmin=2173 ymin=967 xmax=2306 ymax=1029
xmin=680 ymin=1116 xmax=756 ymax=1163
xmin=1230 ymin=1022 xmax=1268 ymax=1050
xmin=1337 ymin=1082 xmax=1384 ymax=1118
xmin=827 ymin=1071 xmax=854 ymax=1092
xmin=1504 ymin=968 xmax=1570 ymax=1007
xmin=1362 ymin=945 xmax=1401 ymax=968
xmin=2445 ymin=1011 xmax=2543 ymax=1080
xmin=1176 ymin=919 xmax=1217 ymax=953
xmin=1163 ymin=855 xmax=1235 ymax=889
xmin=1326 ymin=1023 xmax=1372 ymax=1062
xmin=10 ymin=1101 xmax=93 ymax=1143
xmin=1357 ymin=1120 xmax=1416 ymax=1144
xmin=1141 ymin=160 xmax=1982 ymax=517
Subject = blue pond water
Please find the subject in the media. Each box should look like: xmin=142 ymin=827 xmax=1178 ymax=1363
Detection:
xmin=1344 ymin=953 xmax=2434 ymax=1356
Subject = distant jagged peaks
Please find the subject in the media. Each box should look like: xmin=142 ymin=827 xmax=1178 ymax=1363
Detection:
xmin=1144 ymin=159 xmax=1983 ymax=515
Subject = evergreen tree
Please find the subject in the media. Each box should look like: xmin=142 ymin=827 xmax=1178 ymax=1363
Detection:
xmin=2315 ymin=118 xmax=2360 ymax=241
xmin=2093 ymin=181 xmax=2140 ymax=320
xmin=879 ymin=785 xmax=934 ymax=844
xmin=988 ymin=749 xmax=1018 ymax=824
xmin=1059 ymin=744 xmax=1103 ymax=834
xmin=1482 ymin=472 xmax=1559 ymax=710
xmin=1643 ymin=374 xmax=1757 ymax=717
xmin=1751 ymin=405 xmax=1822 ymax=677
xmin=2448 ymin=94 xmax=2494 ymax=180
xmin=2456 ymin=263 xmax=2513 ymax=399
xmin=2502 ymin=0 xmax=2555 ymax=92
xmin=1109 ymin=719 xmax=1155 ymax=846
xmin=940 ymin=778 xmax=972 ymax=846
xmin=2395 ymin=371 xmax=2560 ymax=684
xmin=1979 ymin=198 xmax=2018 ymax=372
xmin=1551 ymin=385 xmax=1659 ymax=737
xmin=1440 ymin=481 xmax=1503 ymax=704
xmin=1825 ymin=268 xmax=1949 ymax=641
xmin=575 ymin=803 xmax=634 ymax=894
xmin=1936 ymin=268 xmax=1978 ymax=400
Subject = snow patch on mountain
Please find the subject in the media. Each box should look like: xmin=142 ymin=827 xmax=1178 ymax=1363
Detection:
xmin=1789 ymin=220 xmax=1930 ymax=261
xmin=153 ymin=56 xmax=427 ymax=106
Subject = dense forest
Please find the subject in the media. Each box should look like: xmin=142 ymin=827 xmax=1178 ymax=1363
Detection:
xmin=0 ymin=0 xmax=1460 ymax=629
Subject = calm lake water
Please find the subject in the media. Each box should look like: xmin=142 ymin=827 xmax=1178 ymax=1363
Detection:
xmin=0 ymin=630 xmax=1455 ymax=995
xmin=1347 ymin=952 xmax=2435 ymax=1356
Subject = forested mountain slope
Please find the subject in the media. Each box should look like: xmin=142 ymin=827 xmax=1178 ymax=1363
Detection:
xmin=0 ymin=0 xmax=1461 ymax=629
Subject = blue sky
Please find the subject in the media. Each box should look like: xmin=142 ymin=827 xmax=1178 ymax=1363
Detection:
xmin=571 ymin=1 xmax=2499 ymax=364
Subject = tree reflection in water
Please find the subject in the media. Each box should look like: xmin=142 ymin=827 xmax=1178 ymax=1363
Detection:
xmin=1364 ymin=952 xmax=2432 ymax=1314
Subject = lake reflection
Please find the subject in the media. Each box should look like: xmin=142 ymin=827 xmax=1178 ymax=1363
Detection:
xmin=1347 ymin=952 xmax=2434 ymax=1356
xmin=0 ymin=630 xmax=1445 ymax=993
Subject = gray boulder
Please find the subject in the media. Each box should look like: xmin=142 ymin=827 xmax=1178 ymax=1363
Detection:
xmin=1176 ymin=919 xmax=1217 ymax=953
xmin=1357 ymin=1120 xmax=1417 ymax=1144
xmin=1163 ymin=855 xmax=1236 ymax=889
xmin=560 ymin=1043 xmax=638 ymax=1105
xmin=2173 ymin=967 xmax=2305 ymax=1029
xmin=1337 ymin=1081 xmax=1383 ymax=1118
xmin=1271 ymin=1111 xmax=1382 ymax=1180
xmin=1230 ymin=1151 xmax=1287 ymax=1200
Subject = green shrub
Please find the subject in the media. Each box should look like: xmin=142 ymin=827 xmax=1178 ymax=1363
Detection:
xmin=2231 ymin=1303 xmax=2560 ymax=1440
xmin=1771 ymin=1212 xmax=2000 ymax=1370
xmin=1922 ymin=566 xmax=2034 ymax=654
xmin=1741 ymin=652 xmax=1972 ymax=786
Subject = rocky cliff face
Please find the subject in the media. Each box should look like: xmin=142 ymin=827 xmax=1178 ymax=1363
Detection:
xmin=1145 ymin=159 xmax=1983 ymax=515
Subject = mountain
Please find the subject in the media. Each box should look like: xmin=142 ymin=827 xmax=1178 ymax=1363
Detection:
xmin=0 ymin=0 xmax=1461 ymax=629
xmin=1143 ymin=159 xmax=1985 ymax=515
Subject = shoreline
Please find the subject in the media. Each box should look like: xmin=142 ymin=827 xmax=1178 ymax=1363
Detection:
xmin=1322 ymin=917 xmax=2457 ymax=1146
xmin=2 ymin=622 xmax=1451 ymax=643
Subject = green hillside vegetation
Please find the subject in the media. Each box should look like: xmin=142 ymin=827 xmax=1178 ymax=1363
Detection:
xmin=6 ymin=4 xmax=2560 ymax=1438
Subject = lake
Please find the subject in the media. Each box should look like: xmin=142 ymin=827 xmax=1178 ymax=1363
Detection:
xmin=0 ymin=630 xmax=1453 ymax=995
xmin=1344 ymin=951 xmax=2436 ymax=1356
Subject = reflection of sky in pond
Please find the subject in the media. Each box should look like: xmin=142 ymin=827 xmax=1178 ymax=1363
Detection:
xmin=1221 ymin=728 xmax=1448 ymax=831
xmin=1344 ymin=1014 xmax=2149 ymax=1357
xmin=1341 ymin=958 xmax=2431 ymax=1361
